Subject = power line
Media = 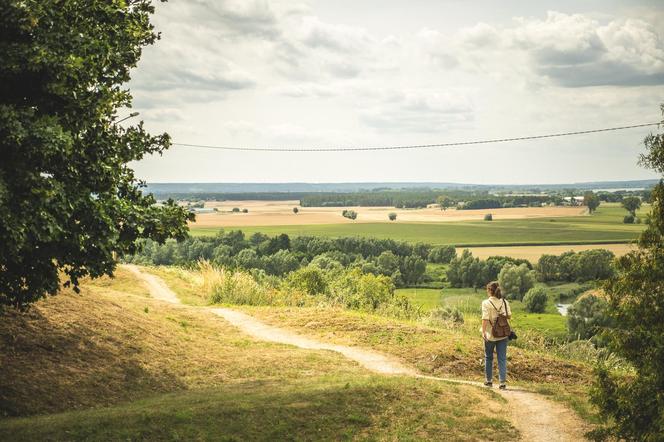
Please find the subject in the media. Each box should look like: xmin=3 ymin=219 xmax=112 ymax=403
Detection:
xmin=171 ymin=121 xmax=660 ymax=152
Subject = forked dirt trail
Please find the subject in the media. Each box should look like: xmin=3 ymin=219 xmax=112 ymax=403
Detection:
xmin=124 ymin=264 xmax=588 ymax=441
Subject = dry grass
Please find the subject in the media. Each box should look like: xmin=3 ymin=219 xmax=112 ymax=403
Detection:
xmin=461 ymin=243 xmax=635 ymax=262
xmin=0 ymin=274 xmax=519 ymax=440
xmin=239 ymin=306 xmax=591 ymax=386
xmin=0 ymin=286 xmax=363 ymax=417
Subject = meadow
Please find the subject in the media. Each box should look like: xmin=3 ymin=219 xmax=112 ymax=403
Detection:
xmin=190 ymin=204 xmax=646 ymax=247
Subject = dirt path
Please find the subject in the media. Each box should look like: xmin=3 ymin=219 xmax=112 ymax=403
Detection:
xmin=125 ymin=264 xmax=588 ymax=441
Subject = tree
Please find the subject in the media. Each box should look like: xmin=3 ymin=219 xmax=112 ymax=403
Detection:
xmin=428 ymin=245 xmax=456 ymax=264
xmin=590 ymin=104 xmax=664 ymax=441
xmin=484 ymin=213 xmax=493 ymax=221
xmin=567 ymin=292 xmax=610 ymax=341
xmin=621 ymin=196 xmax=642 ymax=216
xmin=498 ymin=264 xmax=535 ymax=300
xmin=0 ymin=0 xmax=193 ymax=309
xmin=437 ymin=195 xmax=453 ymax=211
xmin=388 ymin=212 xmax=397 ymax=221
xmin=584 ymin=191 xmax=601 ymax=213
xmin=293 ymin=207 xmax=299 ymax=214
xmin=522 ymin=287 xmax=548 ymax=313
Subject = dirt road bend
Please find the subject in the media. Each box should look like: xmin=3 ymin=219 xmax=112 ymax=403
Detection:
xmin=124 ymin=264 xmax=588 ymax=441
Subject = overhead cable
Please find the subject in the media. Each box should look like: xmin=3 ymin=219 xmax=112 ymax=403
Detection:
xmin=171 ymin=121 xmax=660 ymax=152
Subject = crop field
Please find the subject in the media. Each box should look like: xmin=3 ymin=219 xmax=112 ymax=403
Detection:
xmin=192 ymin=200 xmax=588 ymax=227
xmin=190 ymin=204 xmax=647 ymax=248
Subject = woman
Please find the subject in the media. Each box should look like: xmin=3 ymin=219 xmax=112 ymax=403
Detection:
xmin=481 ymin=281 xmax=512 ymax=389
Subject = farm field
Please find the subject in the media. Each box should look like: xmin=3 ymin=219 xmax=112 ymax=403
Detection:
xmin=190 ymin=204 xmax=647 ymax=248
xmin=192 ymin=200 xmax=588 ymax=227
xmin=460 ymin=243 xmax=635 ymax=262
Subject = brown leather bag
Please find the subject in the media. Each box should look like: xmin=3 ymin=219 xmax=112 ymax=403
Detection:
xmin=489 ymin=299 xmax=511 ymax=339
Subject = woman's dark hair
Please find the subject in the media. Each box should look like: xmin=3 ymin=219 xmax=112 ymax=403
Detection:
xmin=486 ymin=281 xmax=502 ymax=299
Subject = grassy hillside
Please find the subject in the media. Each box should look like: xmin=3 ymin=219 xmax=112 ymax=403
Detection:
xmin=0 ymin=270 xmax=518 ymax=440
xmin=190 ymin=205 xmax=646 ymax=246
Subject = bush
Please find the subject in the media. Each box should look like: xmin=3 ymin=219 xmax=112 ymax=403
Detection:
xmin=523 ymin=287 xmax=548 ymax=313
xmin=342 ymin=209 xmax=358 ymax=220
xmin=484 ymin=213 xmax=493 ymax=221
xmin=427 ymin=306 xmax=464 ymax=326
xmin=498 ymin=263 xmax=535 ymax=300
xmin=388 ymin=212 xmax=397 ymax=221
xmin=623 ymin=214 xmax=635 ymax=224
xmin=283 ymin=266 xmax=328 ymax=296
xmin=242 ymin=208 xmax=248 ymax=213
xmin=232 ymin=207 xmax=240 ymax=213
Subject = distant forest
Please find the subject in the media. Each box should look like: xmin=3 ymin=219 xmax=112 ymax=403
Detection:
xmin=150 ymin=188 xmax=651 ymax=209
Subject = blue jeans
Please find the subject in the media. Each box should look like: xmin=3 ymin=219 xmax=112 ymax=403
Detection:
xmin=484 ymin=338 xmax=508 ymax=383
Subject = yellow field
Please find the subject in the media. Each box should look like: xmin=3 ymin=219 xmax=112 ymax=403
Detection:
xmin=193 ymin=200 xmax=588 ymax=227
xmin=460 ymin=243 xmax=635 ymax=262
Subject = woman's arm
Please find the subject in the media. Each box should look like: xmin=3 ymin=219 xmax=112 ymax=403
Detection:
xmin=482 ymin=319 xmax=490 ymax=340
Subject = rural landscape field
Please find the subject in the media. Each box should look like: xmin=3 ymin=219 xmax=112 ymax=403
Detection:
xmin=3 ymin=0 xmax=664 ymax=441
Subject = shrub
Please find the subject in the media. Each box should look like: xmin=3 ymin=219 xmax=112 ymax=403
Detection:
xmin=242 ymin=208 xmax=248 ymax=213
xmin=498 ymin=263 xmax=535 ymax=300
xmin=232 ymin=207 xmax=240 ymax=213
xmin=283 ymin=266 xmax=328 ymax=296
xmin=523 ymin=287 xmax=548 ymax=313
xmin=623 ymin=214 xmax=635 ymax=224
xmin=388 ymin=212 xmax=397 ymax=221
xmin=484 ymin=213 xmax=493 ymax=221
xmin=293 ymin=207 xmax=299 ymax=214
xmin=427 ymin=306 xmax=464 ymax=326
xmin=342 ymin=209 xmax=358 ymax=220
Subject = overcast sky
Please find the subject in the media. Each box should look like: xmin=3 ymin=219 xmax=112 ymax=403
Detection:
xmin=128 ymin=0 xmax=664 ymax=184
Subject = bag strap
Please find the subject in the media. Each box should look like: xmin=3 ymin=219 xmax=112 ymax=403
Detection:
xmin=488 ymin=299 xmax=504 ymax=314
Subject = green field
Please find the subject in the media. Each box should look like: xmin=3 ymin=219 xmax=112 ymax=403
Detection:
xmin=190 ymin=205 xmax=647 ymax=246
xmin=398 ymin=284 xmax=575 ymax=340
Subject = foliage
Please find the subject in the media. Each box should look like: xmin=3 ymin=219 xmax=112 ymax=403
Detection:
xmin=536 ymin=249 xmax=615 ymax=282
xmin=428 ymin=245 xmax=456 ymax=264
xmin=293 ymin=207 xmax=299 ymax=214
xmin=388 ymin=212 xmax=397 ymax=221
xmin=0 ymin=0 xmax=193 ymax=308
xmin=498 ymin=264 xmax=535 ymax=300
xmin=584 ymin=191 xmax=601 ymax=213
xmin=200 ymin=261 xmax=273 ymax=306
xmin=484 ymin=213 xmax=493 ymax=221
xmin=567 ymin=292 xmax=611 ymax=342
xmin=623 ymin=214 xmax=635 ymax=224
xmin=461 ymin=199 xmax=502 ymax=210
xmin=522 ymin=287 xmax=548 ymax=313
xmin=621 ymin=196 xmax=642 ymax=216
xmin=342 ymin=209 xmax=358 ymax=220
xmin=589 ymin=105 xmax=664 ymax=441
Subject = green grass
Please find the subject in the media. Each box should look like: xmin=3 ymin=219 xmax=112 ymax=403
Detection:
xmin=190 ymin=204 xmax=647 ymax=246
xmin=0 ymin=376 xmax=518 ymax=441
xmin=398 ymin=284 xmax=572 ymax=340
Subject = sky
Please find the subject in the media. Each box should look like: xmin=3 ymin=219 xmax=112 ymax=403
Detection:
xmin=127 ymin=0 xmax=664 ymax=184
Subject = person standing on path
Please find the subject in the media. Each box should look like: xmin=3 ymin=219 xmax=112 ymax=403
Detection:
xmin=481 ymin=281 xmax=512 ymax=389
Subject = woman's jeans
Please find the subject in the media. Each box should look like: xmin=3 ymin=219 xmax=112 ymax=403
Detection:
xmin=484 ymin=338 xmax=508 ymax=383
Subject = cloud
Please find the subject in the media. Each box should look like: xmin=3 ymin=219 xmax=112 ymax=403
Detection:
xmin=360 ymin=90 xmax=474 ymax=133
xmin=422 ymin=11 xmax=664 ymax=88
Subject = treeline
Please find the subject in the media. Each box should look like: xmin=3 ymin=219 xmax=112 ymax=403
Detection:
xmin=300 ymin=190 xmax=555 ymax=209
xmin=446 ymin=248 xmax=615 ymax=299
xmin=125 ymin=230 xmax=457 ymax=287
